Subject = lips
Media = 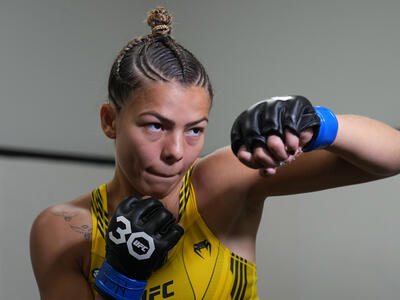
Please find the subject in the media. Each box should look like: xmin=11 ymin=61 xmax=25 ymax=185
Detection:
xmin=146 ymin=168 xmax=178 ymax=178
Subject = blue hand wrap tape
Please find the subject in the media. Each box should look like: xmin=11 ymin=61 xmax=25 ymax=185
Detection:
xmin=95 ymin=260 xmax=147 ymax=300
xmin=304 ymin=106 xmax=338 ymax=151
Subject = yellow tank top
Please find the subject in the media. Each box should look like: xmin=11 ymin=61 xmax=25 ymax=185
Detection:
xmin=89 ymin=169 xmax=259 ymax=299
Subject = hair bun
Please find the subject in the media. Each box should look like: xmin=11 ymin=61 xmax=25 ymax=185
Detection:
xmin=147 ymin=7 xmax=172 ymax=36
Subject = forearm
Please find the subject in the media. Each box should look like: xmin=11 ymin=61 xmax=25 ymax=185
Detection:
xmin=328 ymin=114 xmax=400 ymax=177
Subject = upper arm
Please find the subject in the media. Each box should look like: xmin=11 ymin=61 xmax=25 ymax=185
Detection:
xmin=30 ymin=207 xmax=94 ymax=300
xmin=194 ymin=146 xmax=381 ymax=204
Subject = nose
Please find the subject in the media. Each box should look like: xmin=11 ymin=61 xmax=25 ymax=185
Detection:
xmin=161 ymin=131 xmax=184 ymax=165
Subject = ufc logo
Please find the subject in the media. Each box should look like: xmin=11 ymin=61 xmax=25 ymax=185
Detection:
xmin=141 ymin=280 xmax=174 ymax=299
xmin=133 ymin=240 xmax=149 ymax=252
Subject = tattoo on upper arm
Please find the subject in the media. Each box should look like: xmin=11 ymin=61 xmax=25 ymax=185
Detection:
xmin=52 ymin=211 xmax=78 ymax=222
xmin=51 ymin=211 xmax=92 ymax=240
xmin=70 ymin=224 xmax=92 ymax=240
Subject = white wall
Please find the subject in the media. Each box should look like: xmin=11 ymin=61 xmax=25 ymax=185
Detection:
xmin=0 ymin=157 xmax=114 ymax=299
xmin=258 ymin=175 xmax=400 ymax=300
xmin=1 ymin=0 xmax=399 ymax=299
xmin=1 ymin=0 xmax=399 ymax=156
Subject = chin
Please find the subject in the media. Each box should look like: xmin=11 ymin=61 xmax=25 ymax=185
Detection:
xmin=140 ymin=172 xmax=182 ymax=199
xmin=148 ymin=191 xmax=169 ymax=199
xmin=146 ymin=188 xmax=172 ymax=200
xmin=142 ymin=182 xmax=178 ymax=200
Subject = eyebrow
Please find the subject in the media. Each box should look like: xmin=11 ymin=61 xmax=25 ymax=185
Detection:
xmin=138 ymin=111 xmax=208 ymax=127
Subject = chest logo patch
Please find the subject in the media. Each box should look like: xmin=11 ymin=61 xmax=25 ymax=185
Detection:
xmin=193 ymin=239 xmax=211 ymax=258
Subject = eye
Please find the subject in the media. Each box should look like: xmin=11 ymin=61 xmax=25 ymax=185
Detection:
xmin=187 ymin=127 xmax=203 ymax=136
xmin=146 ymin=123 xmax=163 ymax=132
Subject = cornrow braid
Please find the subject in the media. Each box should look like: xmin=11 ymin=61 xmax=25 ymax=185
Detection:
xmin=107 ymin=7 xmax=213 ymax=111
xmin=163 ymin=36 xmax=188 ymax=81
xmin=135 ymin=41 xmax=168 ymax=82
xmin=164 ymin=38 xmax=210 ymax=90
xmin=151 ymin=25 xmax=171 ymax=36
xmin=115 ymin=35 xmax=148 ymax=82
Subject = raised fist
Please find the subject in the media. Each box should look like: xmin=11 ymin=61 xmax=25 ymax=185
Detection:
xmin=106 ymin=196 xmax=184 ymax=281
xmin=231 ymin=96 xmax=321 ymax=174
xmin=95 ymin=196 xmax=184 ymax=299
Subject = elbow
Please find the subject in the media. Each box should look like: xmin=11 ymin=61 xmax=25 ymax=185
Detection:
xmin=366 ymin=165 xmax=400 ymax=178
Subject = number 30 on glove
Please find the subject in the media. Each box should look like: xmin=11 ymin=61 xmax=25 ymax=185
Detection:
xmin=95 ymin=196 xmax=183 ymax=300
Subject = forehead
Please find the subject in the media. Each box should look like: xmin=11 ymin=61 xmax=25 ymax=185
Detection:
xmin=125 ymin=81 xmax=211 ymax=118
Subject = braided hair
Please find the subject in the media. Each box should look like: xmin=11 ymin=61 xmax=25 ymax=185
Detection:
xmin=108 ymin=7 xmax=213 ymax=111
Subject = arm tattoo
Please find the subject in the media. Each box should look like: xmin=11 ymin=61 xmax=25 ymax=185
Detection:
xmin=51 ymin=211 xmax=78 ymax=222
xmin=70 ymin=224 xmax=92 ymax=240
xmin=51 ymin=211 xmax=92 ymax=240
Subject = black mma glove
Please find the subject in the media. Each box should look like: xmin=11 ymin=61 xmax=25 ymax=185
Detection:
xmin=95 ymin=196 xmax=183 ymax=300
xmin=231 ymin=95 xmax=321 ymax=156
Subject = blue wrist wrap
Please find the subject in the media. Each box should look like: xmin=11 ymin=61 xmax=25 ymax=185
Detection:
xmin=94 ymin=259 xmax=147 ymax=300
xmin=303 ymin=106 xmax=338 ymax=152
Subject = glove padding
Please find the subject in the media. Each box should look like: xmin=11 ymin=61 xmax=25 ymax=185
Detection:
xmin=231 ymin=95 xmax=321 ymax=155
xmin=105 ymin=196 xmax=183 ymax=281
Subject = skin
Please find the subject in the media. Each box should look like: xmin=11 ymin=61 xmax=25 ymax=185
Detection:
xmin=30 ymin=80 xmax=400 ymax=299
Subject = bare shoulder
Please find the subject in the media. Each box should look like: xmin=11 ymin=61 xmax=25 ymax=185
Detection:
xmin=30 ymin=194 xmax=94 ymax=298
xmin=192 ymin=146 xmax=261 ymax=205
xmin=31 ymin=194 xmax=93 ymax=247
xmin=191 ymin=147 xmax=265 ymax=261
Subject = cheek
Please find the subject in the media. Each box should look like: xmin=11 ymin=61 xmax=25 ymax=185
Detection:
xmin=134 ymin=141 xmax=160 ymax=165
xmin=183 ymin=137 xmax=205 ymax=165
xmin=124 ymin=130 xmax=165 ymax=168
xmin=115 ymin=129 xmax=149 ymax=168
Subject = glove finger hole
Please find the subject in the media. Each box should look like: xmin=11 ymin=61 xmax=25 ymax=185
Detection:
xmin=140 ymin=200 xmax=164 ymax=223
xmin=142 ymin=209 xmax=173 ymax=234
xmin=158 ymin=218 xmax=175 ymax=236
xmin=163 ymin=224 xmax=184 ymax=249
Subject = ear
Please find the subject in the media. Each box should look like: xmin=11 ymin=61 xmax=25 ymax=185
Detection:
xmin=100 ymin=103 xmax=117 ymax=139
